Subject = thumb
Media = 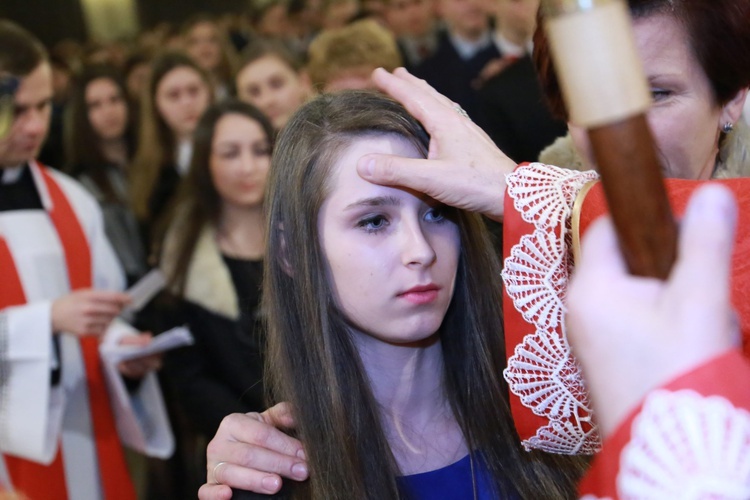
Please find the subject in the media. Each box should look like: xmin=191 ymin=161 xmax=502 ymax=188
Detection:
xmin=671 ymin=184 xmax=737 ymax=307
xmin=357 ymin=153 xmax=439 ymax=195
xmin=262 ymin=402 xmax=297 ymax=431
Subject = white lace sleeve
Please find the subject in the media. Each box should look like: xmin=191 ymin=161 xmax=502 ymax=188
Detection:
xmin=502 ymin=163 xmax=601 ymax=454
xmin=615 ymin=390 xmax=750 ymax=499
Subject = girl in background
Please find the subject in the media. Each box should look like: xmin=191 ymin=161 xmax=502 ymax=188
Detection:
xmin=129 ymin=51 xmax=212 ymax=246
xmin=158 ymin=99 xmax=274 ymax=494
xmin=160 ymin=99 xmax=273 ymax=441
xmin=65 ymin=63 xmax=147 ymax=285
xmin=234 ymin=39 xmax=313 ymax=131
xmin=183 ymin=15 xmax=238 ymax=101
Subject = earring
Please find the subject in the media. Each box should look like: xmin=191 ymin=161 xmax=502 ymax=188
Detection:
xmin=722 ymin=122 xmax=734 ymax=133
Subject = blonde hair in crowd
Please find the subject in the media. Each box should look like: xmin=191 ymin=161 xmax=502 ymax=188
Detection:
xmin=306 ymin=19 xmax=402 ymax=89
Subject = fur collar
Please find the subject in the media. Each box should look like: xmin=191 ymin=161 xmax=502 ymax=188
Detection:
xmin=538 ymin=134 xmax=586 ymax=172
xmin=537 ymin=120 xmax=750 ymax=179
xmin=161 ymin=223 xmax=239 ymax=319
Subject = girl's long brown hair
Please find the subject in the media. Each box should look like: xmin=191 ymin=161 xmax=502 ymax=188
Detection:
xmin=265 ymin=90 xmax=586 ymax=499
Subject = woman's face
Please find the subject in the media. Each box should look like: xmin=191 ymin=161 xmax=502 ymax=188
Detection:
xmin=210 ymin=113 xmax=271 ymax=209
xmin=318 ymin=134 xmax=461 ymax=346
xmin=185 ymin=22 xmax=222 ymax=72
xmin=155 ymin=66 xmax=211 ymax=140
xmin=385 ymin=0 xmax=435 ymax=38
xmin=126 ymin=62 xmax=150 ymax=101
xmin=258 ymin=4 xmax=290 ymax=37
xmin=86 ymin=77 xmax=128 ymax=141
xmin=236 ymin=55 xmax=310 ymax=130
xmin=570 ymin=13 xmax=745 ymax=180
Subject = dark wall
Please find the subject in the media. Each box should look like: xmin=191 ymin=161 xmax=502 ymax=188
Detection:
xmin=1 ymin=0 xmax=87 ymax=47
xmin=0 ymin=0 xmax=249 ymax=48
xmin=136 ymin=0 xmax=248 ymax=29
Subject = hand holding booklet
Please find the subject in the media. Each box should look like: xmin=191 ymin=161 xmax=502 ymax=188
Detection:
xmin=101 ymin=325 xmax=194 ymax=364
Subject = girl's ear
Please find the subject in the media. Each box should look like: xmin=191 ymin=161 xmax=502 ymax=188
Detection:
xmin=277 ymin=223 xmax=294 ymax=276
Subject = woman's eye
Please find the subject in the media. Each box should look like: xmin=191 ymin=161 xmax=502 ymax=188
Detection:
xmin=357 ymin=215 xmax=389 ymax=233
xmin=651 ymin=89 xmax=671 ymax=102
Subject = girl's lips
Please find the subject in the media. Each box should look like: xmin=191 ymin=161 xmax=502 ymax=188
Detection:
xmin=399 ymin=289 xmax=439 ymax=304
xmin=398 ymin=285 xmax=440 ymax=304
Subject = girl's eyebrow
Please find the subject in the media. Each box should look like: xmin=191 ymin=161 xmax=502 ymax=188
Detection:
xmin=344 ymin=195 xmax=401 ymax=211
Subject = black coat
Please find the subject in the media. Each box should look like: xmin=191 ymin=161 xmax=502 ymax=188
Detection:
xmin=159 ymin=234 xmax=267 ymax=439
xmin=477 ymin=55 xmax=568 ymax=164
xmin=413 ymin=29 xmax=501 ymax=131
xmin=165 ymin=297 xmax=266 ymax=437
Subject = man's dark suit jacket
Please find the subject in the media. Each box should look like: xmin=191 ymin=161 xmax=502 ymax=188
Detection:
xmin=413 ymin=29 xmax=500 ymax=131
xmin=477 ymin=55 xmax=568 ymax=164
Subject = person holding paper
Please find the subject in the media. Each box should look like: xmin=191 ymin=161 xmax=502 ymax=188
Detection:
xmin=0 ymin=21 xmax=173 ymax=499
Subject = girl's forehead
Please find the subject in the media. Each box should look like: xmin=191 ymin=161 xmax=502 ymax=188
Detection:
xmin=323 ymin=134 xmax=428 ymax=205
xmin=328 ymin=134 xmax=421 ymax=179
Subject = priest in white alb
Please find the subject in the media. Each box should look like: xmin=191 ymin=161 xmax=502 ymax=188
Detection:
xmin=0 ymin=20 xmax=173 ymax=499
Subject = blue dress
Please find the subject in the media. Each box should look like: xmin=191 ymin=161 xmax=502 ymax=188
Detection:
xmin=398 ymin=454 xmax=517 ymax=499
xmin=231 ymin=454 xmax=520 ymax=499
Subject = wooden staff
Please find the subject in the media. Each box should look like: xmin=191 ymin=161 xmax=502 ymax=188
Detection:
xmin=542 ymin=0 xmax=677 ymax=279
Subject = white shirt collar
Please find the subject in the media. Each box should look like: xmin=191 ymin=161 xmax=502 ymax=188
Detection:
xmin=448 ymin=30 xmax=493 ymax=60
xmin=176 ymin=139 xmax=193 ymax=176
xmin=1 ymin=165 xmax=25 ymax=184
xmin=492 ymin=32 xmax=533 ymax=58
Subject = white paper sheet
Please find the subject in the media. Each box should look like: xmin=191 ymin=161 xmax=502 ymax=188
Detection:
xmin=100 ymin=326 xmax=193 ymax=364
xmin=120 ymin=269 xmax=167 ymax=321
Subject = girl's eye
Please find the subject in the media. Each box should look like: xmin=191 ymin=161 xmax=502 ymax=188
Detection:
xmin=425 ymin=206 xmax=447 ymax=223
xmin=252 ymin=143 xmax=271 ymax=156
xmin=357 ymin=214 xmax=389 ymax=233
xmin=217 ymin=149 xmax=239 ymax=159
xmin=269 ymin=76 xmax=286 ymax=90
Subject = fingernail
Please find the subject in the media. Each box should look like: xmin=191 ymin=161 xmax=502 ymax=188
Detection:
xmin=261 ymin=475 xmax=281 ymax=492
xmin=690 ymin=185 xmax=734 ymax=221
xmin=360 ymin=158 xmax=375 ymax=177
xmin=292 ymin=462 xmax=308 ymax=479
xmin=296 ymin=448 xmax=306 ymax=460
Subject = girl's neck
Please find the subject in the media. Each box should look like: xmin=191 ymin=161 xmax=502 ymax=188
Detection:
xmin=216 ymin=203 xmax=265 ymax=259
xmin=355 ymin=335 xmax=467 ymax=475
xmin=100 ymin=137 xmax=128 ymax=167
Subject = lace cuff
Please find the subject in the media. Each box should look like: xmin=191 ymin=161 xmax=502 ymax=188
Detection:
xmin=578 ymin=350 xmax=750 ymax=499
xmin=502 ymin=162 xmax=600 ymax=454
